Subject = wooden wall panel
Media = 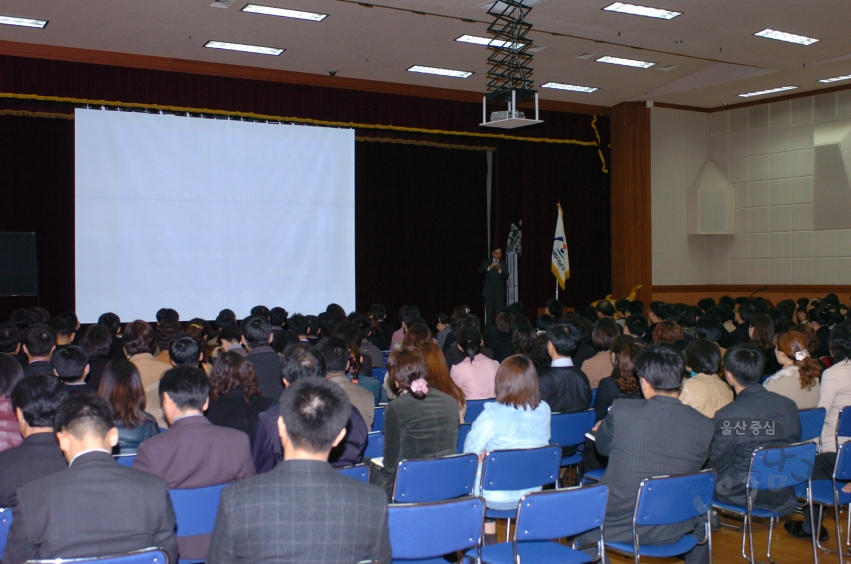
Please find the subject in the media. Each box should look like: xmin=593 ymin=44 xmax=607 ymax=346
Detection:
xmin=652 ymin=285 xmax=851 ymax=306
xmin=610 ymin=102 xmax=652 ymax=303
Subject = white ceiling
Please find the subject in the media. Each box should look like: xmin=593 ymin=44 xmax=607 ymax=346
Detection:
xmin=1 ymin=0 xmax=850 ymax=109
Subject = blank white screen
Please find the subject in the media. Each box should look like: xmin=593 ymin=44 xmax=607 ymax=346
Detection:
xmin=75 ymin=109 xmax=355 ymax=323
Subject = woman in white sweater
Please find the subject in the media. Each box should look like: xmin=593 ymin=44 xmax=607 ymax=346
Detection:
xmin=764 ymin=329 xmax=821 ymax=409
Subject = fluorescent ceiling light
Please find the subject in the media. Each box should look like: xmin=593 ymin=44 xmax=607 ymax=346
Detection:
xmin=204 ymin=40 xmax=284 ymax=56
xmin=407 ymin=65 xmax=473 ymax=78
xmin=819 ymin=74 xmax=851 ymax=84
xmin=602 ymin=2 xmax=681 ymax=19
xmin=754 ymin=29 xmax=818 ymax=46
xmin=0 ymin=15 xmax=48 ymax=28
xmin=738 ymin=86 xmax=798 ymax=98
xmin=456 ymin=35 xmax=525 ymax=50
xmin=541 ymin=82 xmax=599 ymax=93
xmin=596 ymin=55 xmax=655 ymax=68
xmin=241 ymin=4 xmax=327 ymax=21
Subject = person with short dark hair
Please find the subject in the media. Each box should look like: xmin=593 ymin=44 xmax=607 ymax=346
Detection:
xmin=124 ymin=320 xmax=171 ymax=427
xmin=708 ymin=344 xmax=801 ymax=520
xmin=546 ymin=299 xmax=564 ymax=320
xmin=209 ymin=377 xmax=391 ymax=564
xmin=156 ymin=308 xmax=179 ymax=324
xmin=623 ymin=315 xmax=649 ymax=340
xmin=315 ymin=338 xmax=376 ymax=428
xmin=81 ymin=324 xmax=115 ymax=393
xmin=48 ymin=316 xmax=76 ymax=348
xmin=0 ymin=352 xmax=26 ymax=452
xmin=390 ymin=305 xmax=421 ymax=350
xmin=98 ymin=359 xmax=160 ymax=455
xmin=582 ymin=318 xmax=622 ymax=389
xmin=0 ymin=322 xmax=22 ymax=355
xmin=536 ymin=324 xmax=591 ymax=414
xmin=480 ymin=248 xmax=509 ymax=326
xmin=287 ymin=314 xmax=309 ymax=343
xmin=0 ymin=373 xmax=68 ymax=506
xmin=596 ymin=300 xmax=615 ymax=319
xmin=627 ymin=300 xmax=644 ymax=317
xmin=21 ymin=325 xmax=56 ymax=378
xmin=96 ymin=312 xmax=125 ymax=360
xmin=241 ymin=316 xmax=283 ymax=400
xmin=51 ymin=345 xmax=93 ymax=396
xmin=679 ymin=339 xmax=733 ymax=418
xmin=2 ymin=394 xmax=177 ymax=564
xmin=24 ymin=307 xmax=50 ymax=327
xmin=576 ymin=343 xmax=714 ymax=564
xmin=168 ymin=335 xmax=202 ymax=367
xmin=720 ymin=302 xmax=754 ymax=348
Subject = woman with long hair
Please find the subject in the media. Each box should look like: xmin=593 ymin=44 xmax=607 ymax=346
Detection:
xmin=764 ymin=329 xmax=822 ymax=409
xmin=0 ymin=352 xmax=25 ymax=452
xmin=98 ymin=359 xmax=160 ymax=455
xmin=593 ymin=336 xmax=645 ymax=422
xmin=419 ymin=342 xmax=466 ymax=422
xmin=450 ymin=321 xmax=499 ymax=400
xmin=749 ymin=313 xmax=781 ymax=376
xmin=206 ymin=351 xmax=274 ymax=435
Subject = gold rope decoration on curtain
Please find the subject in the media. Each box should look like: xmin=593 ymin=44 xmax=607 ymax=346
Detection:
xmin=356 ymin=137 xmax=494 ymax=151
xmin=591 ymin=115 xmax=609 ymax=174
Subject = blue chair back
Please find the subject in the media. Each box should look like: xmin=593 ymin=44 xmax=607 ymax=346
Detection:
xmin=634 ymin=471 xmax=716 ymax=527
xmin=747 ymin=442 xmax=817 ymax=494
xmin=799 ymin=407 xmax=826 ymax=442
xmin=835 ymin=442 xmax=851 ymax=482
xmin=24 ymin=548 xmax=169 ymax=564
xmin=0 ymin=507 xmax=12 ymax=556
xmin=372 ymin=406 xmax=385 ymax=432
xmin=550 ymin=410 xmax=596 ymax=450
xmin=590 ymin=388 xmax=598 ymax=407
xmin=514 ymin=484 xmax=608 ymax=542
xmin=338 ymin=464 xmax=370 ymax=483
xmin=464 ymin=399 xmax=495 ymax=424
xmin=371 ymin=367 xmax=387 ymax=384
xmin=364 ymin=431 xmax=384 ymax=459
xmin=457 ymin=423 xmax=471 ymax=454
xmin=481 ymin=446 xmax=561 ymax=492
xmin=837 ymin=406 xmax=851 ymax=442
xmin=388 ymin=497 xmax=484 ymax=560
xmin=169 ymin=484 xmax=226 ymax=537
xmin=114 ymin=455 xmax=136 ymax=468
xmin=392 ymin=453 xmax=479 ymax=503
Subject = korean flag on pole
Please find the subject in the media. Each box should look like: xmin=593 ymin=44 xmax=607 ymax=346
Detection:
xmin=551 ymin=203 xmax=569 ymax=290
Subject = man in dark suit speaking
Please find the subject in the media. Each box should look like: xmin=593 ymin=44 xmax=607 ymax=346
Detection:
xmin=479 ymin=247 xmax=509 ymax=326
xmin=209 ymin=377 xmax=390 ymax=564
xmin=3 ymin=394 xmax=177 ymax=564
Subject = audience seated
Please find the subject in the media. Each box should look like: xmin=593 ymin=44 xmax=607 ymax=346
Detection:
xmin=98 ymin=359 xmax=160 ymax=455
xmin=720 ymin=301 xmax=752 ymax=348
xmin=125 ymin=320 xmax=171 ymax=426
xmin=21 ymin=325 xmax=56 ymax=378
xmin=708 ymin=344 xmax=801 ymax=516
xmin=483 ymin=311 xmax=514 ymax=362
xmin=390 ymin=305 xmax=420 ymax=350
xmin=206 ymin=351 xmax=273 ymax=436
xmin=168 ymin=334 xmax=203 ymax=368
xmin=316 ymin=338 xmax=376 ymax=427
xmin=749 ymin=313 xmax=781 ymax=376
xmin=623 ymin=314 xmax=648 ymax=340
xmin=450 ymin=320 xmax=499 ymax=400
xmin=81 ymin=324 xmax=115 ymax=392
xmin=0 ymin=352 xmax=25 ymax=452
xmin=680 ymin=339 xmax=733 ymax=418
xmin=96 ymin=312 xmax=126 ymax=360
xmin=577 ymin=343 xmax=713 ymax=564
xmin=536 ymin=323 xmax=591 ymax=414
xmin=209 ymin=377 xmax=390 ymax=564
xmin=582 ymin=318 xmax=621 ymax=389
xmin=445 ymin=316 xmax=495 ymax=369
xmin=369 ymin=303 xmax=394 ymax=350
xmin=241 ymin=316 xmax=282 ymax=400
xmin=252 ymin=344 xmax=367 ymax=472
xmin=51 ymin=346 xmax=94 ymax=396
xmin=371 ymin=348 xmax=459 ymax=496
xmin=2 ymin=394 xmax=177 ymax=564
xmin=763 ymin=329 xmax=821 ymax=408
xmin=419 ymin=341 xmax=466 ymax=422
xmin=154 ymin=318 xmax=182 ymax=364
xmin=0 ymin=373 xmax=68 ymax=506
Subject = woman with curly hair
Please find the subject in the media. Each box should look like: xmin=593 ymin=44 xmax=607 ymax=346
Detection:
xmin=205 ymin=351 xmax=274 ymax=435
xmin=764 ymin=329 xmax=822 ymax=409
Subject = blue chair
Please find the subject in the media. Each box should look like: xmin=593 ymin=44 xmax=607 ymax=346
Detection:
xmin=24 ymin=548 xmax=168 ymax=564
xmin=392 ymin=453 xmax=478 ymax=503
xmin=114 ymin=455 xmax=136 ymax=467
xmin=388 ymin=497 xmax=484 ymax=563
xmin=480 ymin=446 xmax=562 ymax=541
xmin=464 ymin=399 xmax=495 ymax=424
xmin=467 ymin=484 xmax=609 ymax=564
xmin=364 ymin=431 xmax=384 ymax=460
xmin=800 ymin=407 xmax=827 ymax=443
xmin=591 ymin=388 xmax=598 ymax=407
xmin=382 ymin=350 xmax=390 ymax=363
xmin=582 ymin=468 xmax=605 ymax=485
xmin=372 ymin=367 xmax=387 ymax=384
xmin=837 ymin=406 xmax=851 ymax=447
xmin=803 ymin=441 xmax=851 ymax=560
xmin=169 ymin=484 xmax=227 ymax=564
xmin=0 ymin=506 xmax=12 ymax=557
xmin=607 ymin=470 xmax=716 ymax=564
xmin=550 ymin=410 xmax=596 ymax=469
xmin=713 ymin=442 xmax=818 ymax=564
xmin=338 ymin=464 xmax=370 ymax=483
xmin=456 ymin=423 xmax=471 ymax=454
xmin=373 ymin=406 xmax=385 ymax=432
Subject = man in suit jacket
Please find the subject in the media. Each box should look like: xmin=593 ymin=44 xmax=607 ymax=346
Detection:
xmin=134 ymin=366 xmax=255 ymax=560
xmin=3 ymin=394 xmax=177 ymax=564
xmin=210 ymin=377 xmax=390 ymax=564
xmin=21 ymin=325 xmax=56 ymax=378
xmin=578 ymin=343 xmax=714 ymax=564
xmin=708 ymin=344 xmax=801 ymax=514
xmin=479 ymin=248 xmax=509 ymax=326
xmin=536 ymin=323 xmax=591 ymax=414
xmin=0 ymin=374 xmax=69 ymax=506
xmin=316 ymin=337 xmax=375 ymax=428
xmin=719 ymin=304 xmax=753 ymax=349
xmin=252 ymin=344 xmax=366 ymax=473
xmin=242 ymin=316 xmax=283 ymax=400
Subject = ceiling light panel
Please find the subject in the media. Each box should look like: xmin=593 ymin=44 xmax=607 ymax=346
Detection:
xmin=204 ymin=40 xmax=284 ymax=56
xmin=819 ymin=75 xmax=851 ymax=84
xmin=738 ymin=86 xmax=798 ymax=98
xmin=456 ymin=35 xmax=525 ymax=50
xmin=754 ymin=29 xmax=818 ymax=46
xmin=602 ymin=2 xmax=681 ymax=20
xmin=0 ymin=15 xmax=48 ymax=28
xmin=596 ymin=56 xmax=655 ymax=68
xmin=407 ymin=65 xmax=473 ymax=78
xmin=541 ymin=82 xmax=598 ymax=93
xmin=241 ymin=4 xmax=327 ymax=21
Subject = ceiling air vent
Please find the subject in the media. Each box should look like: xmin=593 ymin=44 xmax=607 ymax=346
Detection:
xmin=575 ymin=52 xmax=596 ymax=60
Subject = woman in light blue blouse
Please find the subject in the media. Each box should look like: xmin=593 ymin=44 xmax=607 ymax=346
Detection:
xmin=464 ymin=354 xmax=551 ymax=510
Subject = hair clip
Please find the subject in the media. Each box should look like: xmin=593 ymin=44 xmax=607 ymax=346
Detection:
xmin=794 ymin=350 xmax=809 ymax=361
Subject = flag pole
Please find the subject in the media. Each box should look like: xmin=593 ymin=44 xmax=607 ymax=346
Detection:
xmin=556 ymin=279 xmax=559 ymax=300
